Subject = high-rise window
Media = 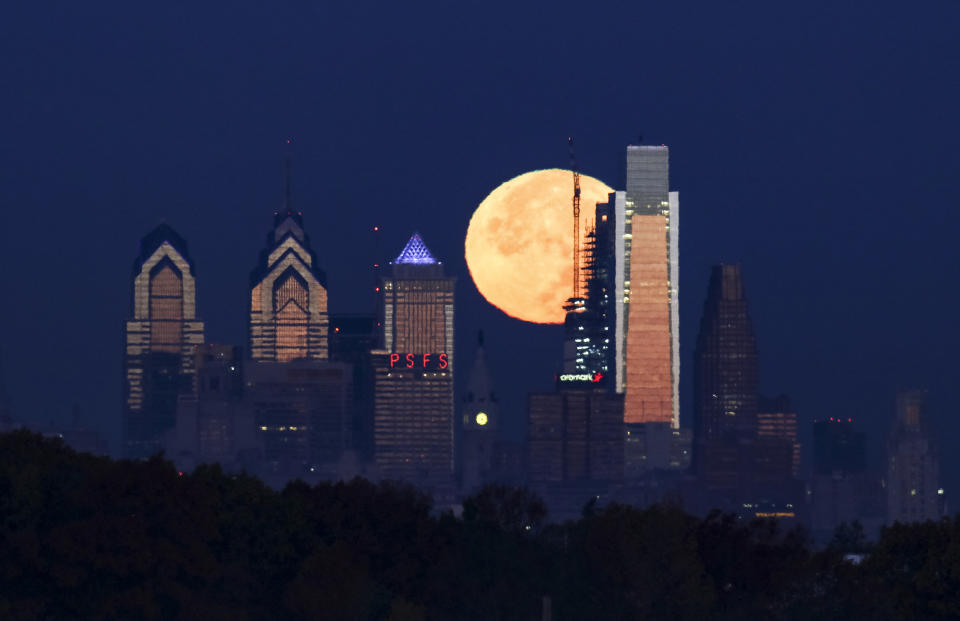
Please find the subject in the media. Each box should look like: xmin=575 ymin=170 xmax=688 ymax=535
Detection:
xmin=150 ymin=264 xmax=184 ymax=352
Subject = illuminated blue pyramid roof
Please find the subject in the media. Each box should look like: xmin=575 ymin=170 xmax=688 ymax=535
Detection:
xmin=395 ymin=232 xmax=438 ymax=265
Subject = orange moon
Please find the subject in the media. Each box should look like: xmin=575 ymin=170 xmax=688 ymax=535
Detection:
xmin=465 ymin=169 xmax=614 ymax=324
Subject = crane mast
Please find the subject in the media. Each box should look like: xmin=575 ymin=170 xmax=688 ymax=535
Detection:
xmin=568 ymin=137 xmax=582 ymax=301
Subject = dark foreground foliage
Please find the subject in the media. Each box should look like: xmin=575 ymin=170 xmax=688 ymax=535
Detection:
xmin=1 ymin=431 xmax=958 ymax=620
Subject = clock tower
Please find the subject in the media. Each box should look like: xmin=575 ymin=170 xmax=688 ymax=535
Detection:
xmin=461 ymin=331 xmax=498 ymax=492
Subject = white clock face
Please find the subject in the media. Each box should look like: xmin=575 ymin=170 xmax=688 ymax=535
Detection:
xmin=475 ymin=412 xmax=489 ymax=426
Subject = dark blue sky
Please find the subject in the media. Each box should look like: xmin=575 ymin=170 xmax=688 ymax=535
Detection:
xmin=1 ymin=1 xmax=958 ymax=487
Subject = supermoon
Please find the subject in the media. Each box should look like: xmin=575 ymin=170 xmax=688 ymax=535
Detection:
xmin=465 ymin=169 xmax=614 ymax=324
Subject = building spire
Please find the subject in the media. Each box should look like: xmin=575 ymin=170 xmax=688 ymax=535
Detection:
xmin=283 ymin=138 xmax=293 ymax=215
xmin=273 ymin=139 xmax=304 ymax=229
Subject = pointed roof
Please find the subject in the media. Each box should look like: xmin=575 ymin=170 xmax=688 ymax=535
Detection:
xmin=395 ymin=232 xmax=438 ymax=265
xmin=133 ymin=223 xmax=193 ymax=276
xmin=465 ymin=331 xmax=495 ymax=405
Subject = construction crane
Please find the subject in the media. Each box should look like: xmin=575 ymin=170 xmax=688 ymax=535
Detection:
xmin=568 ymin=137 xmax=582 ymax=301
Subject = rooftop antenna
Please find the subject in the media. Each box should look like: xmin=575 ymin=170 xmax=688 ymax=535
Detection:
xmin=372 ymin=223 xmax=383 ymax=320
xmin=283 ymin=138 xmax=294 ymax=214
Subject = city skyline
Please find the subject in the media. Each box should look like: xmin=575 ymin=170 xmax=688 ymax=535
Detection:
xmin=1 ymin=0 xmax=958 ymax=498
xmin=1 ymin=146 xmax=954 ymax=487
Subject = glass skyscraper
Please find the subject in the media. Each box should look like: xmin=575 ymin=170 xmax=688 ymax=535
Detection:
xmin=620 ymin=145 xmax=680 ymax=427
xmin=123 ymin=224 xmax=205 ymax=458
xmin=693 ymin=265 xmax=758 ymax=443
xmin=692 ymin=264 xmax=759 ymax=490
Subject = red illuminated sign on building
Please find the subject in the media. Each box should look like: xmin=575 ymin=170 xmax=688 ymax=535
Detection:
xmin=389 ymin=353 xmax=449 ymax=370
xmin=559 ymin=372 xmax=604 ymax=383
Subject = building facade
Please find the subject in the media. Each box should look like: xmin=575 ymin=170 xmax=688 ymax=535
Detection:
xmin=373 ymin=233 xmax=455 ymax=486
xmin=810 ymin=418 xmax=876 ymax=540
xmin=248 ymin=195 xmax=329 ymax=362
xmin=123 ymin=224 xmax=205 ymax=458
xmin=693 ymin=264 xmax=758 ymax=476
xmin=165 ymin=344 xmax=261 ymax=473
xmin=887 ymin=389 xmax=944 ymax=523
xmin=758 ymin=395 xmax=801 ymax=477
xmin=622 ymin=145 xmax=679 ymax=427
xmin=527 ymin=381 xmax=624 ymax=484
xmin=246 ymin=360 xmax=352 ymax=477
xmin=329 ymin=314 xmax=379 ymax=461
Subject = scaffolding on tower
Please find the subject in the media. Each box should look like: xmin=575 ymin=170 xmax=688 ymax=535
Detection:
xmin=564 ymin=138 xmax=585 ymax=313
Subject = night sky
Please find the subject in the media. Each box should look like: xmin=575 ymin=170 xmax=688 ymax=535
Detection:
xmin=2 ymin=2 xmax=958 ymax=490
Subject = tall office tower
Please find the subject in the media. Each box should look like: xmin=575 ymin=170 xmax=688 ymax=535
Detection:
xmin=692 ymin=265 xmax=758 ymax=489
xmin=888 ymin=389 xmax=944 ymax=523
xmin=123 ymin=224 xmax=205 ymax=458
xmin=592 ymin=197 xmax=619 ymax=383
xmin=622 ymin=145 xmax=679 ymax=427
xmin=758 ymin=395 xmax=801 ymax=477
xmin=694 ymin=266 xmax=758 ymax=443
xmin=248 ymin=177 xmax=329 ymax=362
xmin=810 ymin=417 xmax=871 ymax=539
xmin=329 ymin=314 xmax=378 ymax=460
xmin=165 ymin=344 xmax=260 ymax=473
xmin=246 ymin=360 xmax=352 ymax=477
xmin=561 ymin=230 xmax=610 ymax=377
xmin=595 ymin=192 xmax=627 ymax=391
xmin=461 ymin=331 xmax=498 ymax=492
xmin=373 ymin=233 xmax=455 ymax=486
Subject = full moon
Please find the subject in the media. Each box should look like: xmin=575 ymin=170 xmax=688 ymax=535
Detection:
xmin=465 ymin=169 xmax=614 ymax=324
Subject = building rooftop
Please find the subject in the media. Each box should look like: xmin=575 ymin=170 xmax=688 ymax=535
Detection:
xmin=395 ymin=232 xmax=438 ymax=265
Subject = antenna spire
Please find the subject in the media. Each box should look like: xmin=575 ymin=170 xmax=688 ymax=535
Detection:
xmin=283 ymin=138 xmax=293 ymax=214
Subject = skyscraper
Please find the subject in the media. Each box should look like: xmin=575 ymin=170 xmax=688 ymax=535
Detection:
xmin=461 ymin=331 xmax=498 ymax=492
xmin=694 ymin=266 xmax=758 ymax=445
xmin=621 ymin=145 xmax=680 ymax=427
xmin=329 ymin=314 xmax=379 ymax=461
xmin=810 ymin=417 xmax=872 ymax=540
xmin=248 ymin=171 xmax=329 ymax=362
xmin=595 ymin=191 xmax=627 ymax=391
xmin=693 ymin=265 xmax=758 ymax=489
xmin=887 ymin=389 xmax=944 ymax=523
xmin=373 ymin=233 xmax=455 ymax=486
xmin=560 ymin=227 xmax=611 ymax=378
xmin=123 ymin=224 xmax=205 ymax=458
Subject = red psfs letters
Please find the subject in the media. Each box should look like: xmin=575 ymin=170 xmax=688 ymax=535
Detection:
xmin=388 ymin=353 xmax=448 ymax=369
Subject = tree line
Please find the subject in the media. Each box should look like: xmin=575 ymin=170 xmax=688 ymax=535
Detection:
xmin=1 ymin=430 xmax=958 ymax=620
